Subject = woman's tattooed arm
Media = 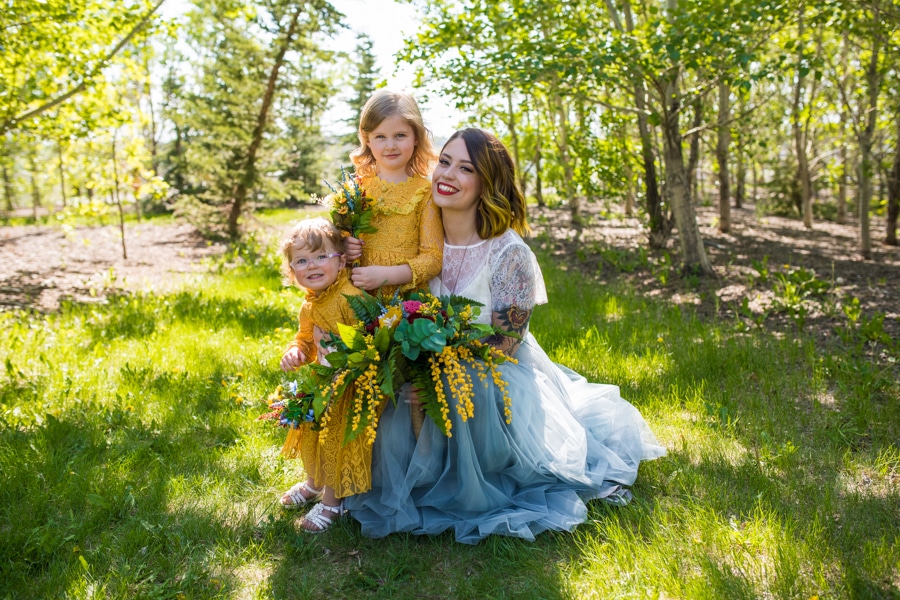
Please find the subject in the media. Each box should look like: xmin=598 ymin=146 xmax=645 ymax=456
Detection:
xmin=487 ymin=304 xmax=531 ymax=357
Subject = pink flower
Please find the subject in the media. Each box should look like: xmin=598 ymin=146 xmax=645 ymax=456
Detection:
xmin=402 ymin=301 xmax=423 ymax=315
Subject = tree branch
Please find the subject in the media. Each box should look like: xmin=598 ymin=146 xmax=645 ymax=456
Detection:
xmin=0 ymin=0 xmax=167 ymax=136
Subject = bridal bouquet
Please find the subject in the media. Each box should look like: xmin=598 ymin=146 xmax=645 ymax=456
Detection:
xmin=320 ymin=290 xmax=518 ymax=442
xmin=315 ymin=167 xmax=377 ymax=238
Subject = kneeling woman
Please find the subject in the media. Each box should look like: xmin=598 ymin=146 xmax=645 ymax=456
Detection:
xmin=344 ymin=128 xmax=666 ymax=544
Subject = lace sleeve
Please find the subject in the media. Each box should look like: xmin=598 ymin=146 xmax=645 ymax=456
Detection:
xmin=403 ymin=188 xmax=444 ymax=292
xmin=490 ymin=242 xmax=545 ymax=313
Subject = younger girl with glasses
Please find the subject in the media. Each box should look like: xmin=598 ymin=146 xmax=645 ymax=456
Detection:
xmin=277 ymin=218 xmax=367 ymax=533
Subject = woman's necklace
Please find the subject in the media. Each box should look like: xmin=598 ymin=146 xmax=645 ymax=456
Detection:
xmin=442 ymin=230 xmax=479 ymax=295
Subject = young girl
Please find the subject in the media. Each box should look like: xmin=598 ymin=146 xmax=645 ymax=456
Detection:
xmin=343 ymin=89 xmax=443 ymax=296
xmin=277 ymin=218 xmax=370 ymax=533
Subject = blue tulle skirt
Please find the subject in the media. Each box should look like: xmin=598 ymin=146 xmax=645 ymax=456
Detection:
xmin=344 ymin=334 xmax=666 ymax=544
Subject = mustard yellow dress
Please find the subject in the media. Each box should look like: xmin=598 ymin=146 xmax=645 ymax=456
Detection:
xmin=280 ymin=269 xmax=374 ymax=498
xmin=357 ymin=174 xmax=444 ymax=295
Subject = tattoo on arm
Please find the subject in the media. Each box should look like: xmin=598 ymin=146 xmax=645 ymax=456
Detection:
xmin=487 ymin=305 xmax=531 ymax=356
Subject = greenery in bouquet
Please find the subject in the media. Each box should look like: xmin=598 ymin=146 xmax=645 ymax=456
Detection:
xmin=314 ymin=167 xmax=377 ymax=238
xmin=323 ymin=289 xmax=518 ymax=440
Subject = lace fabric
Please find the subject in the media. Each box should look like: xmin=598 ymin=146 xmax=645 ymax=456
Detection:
xmin=437 ymin=230 xmax=547 ymax=321
xmin=357 ymin=175 xmax=444 ymax=295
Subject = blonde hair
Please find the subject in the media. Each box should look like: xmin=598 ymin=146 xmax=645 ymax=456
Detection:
xmin=443 ymin=128 xmax=530 ymax=239
xmin=350 ymin=89 xmax=437 ymax=179
xmin=280 ymin=218 xmax=345 ymax=286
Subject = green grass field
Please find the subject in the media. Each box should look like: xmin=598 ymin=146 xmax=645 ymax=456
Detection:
xmin=1 ymin=225 xmax=897 ymax=599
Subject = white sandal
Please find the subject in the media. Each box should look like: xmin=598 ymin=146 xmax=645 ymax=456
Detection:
xmin=300 ymin=502 xmax=345 ymax=534
xmin=280 ymin=481 xmax=323 ymax=509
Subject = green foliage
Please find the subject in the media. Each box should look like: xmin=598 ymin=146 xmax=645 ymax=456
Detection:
xmin=162 ymin=0 xmax=341 ymax=238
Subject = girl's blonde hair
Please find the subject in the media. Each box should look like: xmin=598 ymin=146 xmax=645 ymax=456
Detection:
xmin=350 ymin=89 xmax=437 ymax=179
xmin=443 ymin=128 xmax=530 ymax=239
xmin=280 ymin=218 xmax=345 ymax=286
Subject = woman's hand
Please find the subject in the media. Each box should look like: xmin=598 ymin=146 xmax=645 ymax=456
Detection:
xmin=280 ymin=347 xmax=306 ymax=372
xmin=344 ymin=236 xmax=364 ymax=261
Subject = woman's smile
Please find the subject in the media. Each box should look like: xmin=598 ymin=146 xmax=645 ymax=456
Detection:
xmin=435 ymin=182 xmax=458 ymax=195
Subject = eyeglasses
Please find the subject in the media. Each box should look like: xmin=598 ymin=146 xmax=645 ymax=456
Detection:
xmin=291 ymin=252 xmax=342 ymax=270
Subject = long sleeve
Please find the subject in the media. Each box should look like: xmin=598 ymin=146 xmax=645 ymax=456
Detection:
xmin=287 ymin=301 xmax=318 ymax=364
xmin=403 ymin=189 xmax=444 ymax=292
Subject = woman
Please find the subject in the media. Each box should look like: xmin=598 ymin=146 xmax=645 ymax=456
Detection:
xmin=344 ymin=128 xmax=666 ymax=544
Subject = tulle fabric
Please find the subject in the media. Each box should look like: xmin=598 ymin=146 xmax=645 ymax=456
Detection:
xmin=344 ymin=334 xmax=666 ymax=544
xmin=344 ymin=229 xmax=665 ymax=544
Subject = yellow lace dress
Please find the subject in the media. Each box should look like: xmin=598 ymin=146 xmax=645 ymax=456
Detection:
xmin=357 ymin=174 xmax=444 ymax=295
xmin=280 ymin=269 xmax=374 ymax=498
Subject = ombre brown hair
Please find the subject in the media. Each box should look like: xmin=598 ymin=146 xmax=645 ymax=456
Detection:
xmin=443 ymin=128 xmax=529 ymax=239
xmin=280 ymin=218 xmax=345 ymax=286
xmin=350 ymin=89 xmax=437 ymax=179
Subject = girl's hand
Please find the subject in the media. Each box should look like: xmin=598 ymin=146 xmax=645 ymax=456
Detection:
xmin=280 ymin=347 xmax=306 ymax=372
xmin=350 ymin=265 xmax=391 ymax=291
xmin=344 ymin=236 xmax=364 ymax=261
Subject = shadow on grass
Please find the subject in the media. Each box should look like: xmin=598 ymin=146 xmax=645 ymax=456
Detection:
xmin=0 ymin=364 xmax=271 ymax=599
xmin=62 ymin=289 xmax=295 ymax=347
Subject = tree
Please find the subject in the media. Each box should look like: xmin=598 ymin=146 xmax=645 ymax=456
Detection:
xmin=831 ymin=0 xmax=896 ymax=258
xmin=0 ymin=0 xmax=165 ymax=137
xmin=342 ymin=34 xmax=380 ymax=148
xmin=169 ymin=0 xmax=340 ymax=239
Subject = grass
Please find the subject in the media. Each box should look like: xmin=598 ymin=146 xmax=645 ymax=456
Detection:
xmin=1 ymin=227 xmax=898 ymax=599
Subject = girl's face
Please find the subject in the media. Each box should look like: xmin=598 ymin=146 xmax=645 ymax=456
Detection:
xmin=290 ymin=240 xmax=345 ymax=293
xmin=365 ymin=114 xmax=417 ymax=182
xmin=432 ymin=137 xmax=482 ymax=216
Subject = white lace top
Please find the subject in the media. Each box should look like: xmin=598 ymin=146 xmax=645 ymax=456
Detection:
xmin=429 ymin=229 xmax=548 ymax=326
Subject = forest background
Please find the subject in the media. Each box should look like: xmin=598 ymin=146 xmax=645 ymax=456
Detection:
xmin=1 ymin=0 xmax=899 ymax=598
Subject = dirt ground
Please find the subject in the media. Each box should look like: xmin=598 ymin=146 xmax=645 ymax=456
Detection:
xmin=533 ymin=202 xmax=899 ymax=351
xmin=0 ymin=205 xmax=897 ymax=353
xmin=0 ymin=222 xmax=227 ymax=310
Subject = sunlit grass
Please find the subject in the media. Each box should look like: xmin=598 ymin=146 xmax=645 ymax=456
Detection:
xmin=0 ymin=237 xmax=897 ymax=599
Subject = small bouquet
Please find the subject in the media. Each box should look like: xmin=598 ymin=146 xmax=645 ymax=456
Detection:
xmin=314 ymin=167 xmax=377 ymax=238
xmin=258 ymin=369 xmax=331 ymax=430
xmin=322 ymin=290 xmax=518 ymax=441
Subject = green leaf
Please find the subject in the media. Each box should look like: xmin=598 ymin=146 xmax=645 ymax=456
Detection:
xmin=373 ymin=324 xmax=392 ymax=354
xmin=337 ymin=322 xmax=367 ymax=351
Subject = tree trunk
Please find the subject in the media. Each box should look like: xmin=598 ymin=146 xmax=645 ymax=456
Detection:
xmin=752 ymin=159 xmax=758 ymax=204
xmin=792 ymin=7 xmax=813 ymax=228
xmin=661 ymin=0 xmax=711 ymax=275
xmin=57 ymin=139 xmax=68 ymax=209
xmin=839 ymin=141 xmax=849 ymax=225
xmin=623 ymin=154 xmax=635 ymax=217
xmin=1 ymin=156 xmax=13 ymax=214
xmin=28 ymin=151 xmax=40 ymax=220
xmin=227 ymin=5 xmax=305 ymax=239
xmin=112 ymin=132 xmax=127 ymax=259
xmin=687 ymin=97 xmax=703 ymax=203
xmin=886 ymin=111 xmax=899 ymax=246
xmin=534 ymin=133 xmax=544 ymax=207
xmin=735 ymin=142 xmax=745 ymax=209
xmin=716 ymin=81 xmax=731 ymax=233
xmin=621 ymin=0 xmax=667 ymax=247
xmin=857 ymin=28 xmax=881 ymax=259
xmin=504 ymin=85 xmax=526 ymax=196
xmin=552 ymin=94 xmax=578 ymax=221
